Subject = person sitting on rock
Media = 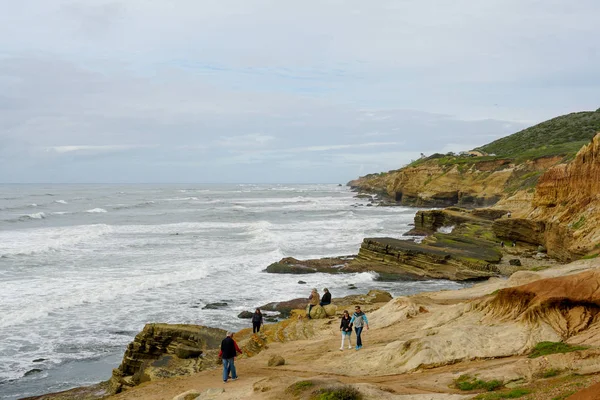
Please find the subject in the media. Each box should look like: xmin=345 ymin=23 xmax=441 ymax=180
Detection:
xmin=252 ymin=308 xmax=263 ymax=334
xmin=307 ymin=288 xmax=319 ymax=319
xmin=320 ymin=288 xmax=331 ymax=306
xmin=219 ymin=332 xmax=242 ymax=383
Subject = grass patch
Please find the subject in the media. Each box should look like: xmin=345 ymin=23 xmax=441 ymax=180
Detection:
xmin=454 ymin=374 xmax=503 ymax=391
xmin=581 ymin=253 xmax=599 ymax=260
xmin=552 ymin=391 xmax=576 ymax=400
xmin=474 ymin=388 xmax=531 ymax=399
xmin=531 ymin=265 xmax=552 ymax=272
xmin=311 ymin=385 xmax=362 ymax=400
xmin=571 ymin=216 xmax=586 ymax=230
xmin=529 ymin=342 xmax=588 ymax=358
xmin=542 ymin=368 xmax=562 ymax=378
xmin=286 ymin=380 xmax=315 ymax=396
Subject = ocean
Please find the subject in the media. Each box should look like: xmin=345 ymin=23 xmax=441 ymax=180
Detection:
xmin=0 ymin=184 xmax=466 ymax=399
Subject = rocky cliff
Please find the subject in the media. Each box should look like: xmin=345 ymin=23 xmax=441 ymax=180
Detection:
xmin=529 ymin=133 xmax=600 ymax=260
xmin=348 ymin=156 xmax=561 ymax=207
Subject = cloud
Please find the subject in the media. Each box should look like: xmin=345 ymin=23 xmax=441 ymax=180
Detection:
xmin=0 ymin=0 xmax=598 ymax=183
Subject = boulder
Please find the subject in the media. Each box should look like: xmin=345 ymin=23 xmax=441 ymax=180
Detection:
xmin=237 ymin=311 xmax=253 ymax=319
xmin=267 ymin=355 xmax=285 ymax=367
xmin=308 ymin=305 xmax=327 ymax=319
xmin=323 ymin=304 xmax=337 ymax=316
xmin=509 ymin=259 xmax=522 ymax=266
xmin=202 ymin=302 xmax=227 ymax=309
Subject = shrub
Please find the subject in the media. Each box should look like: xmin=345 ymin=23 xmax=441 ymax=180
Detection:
xmin=311 ymin=385 xmax=363 ymax=400
xmin=286 ymin=380 xmax=315 ymax=396
xmin=474 ymin=388 xmax=531 ymax=399
xmin=528 ymin=342 xmax=588 ymax=358
xmin=542 ymin=368 xmax=561 ymax=378
xmin=454 ymin=374 xmax=503 ymax=391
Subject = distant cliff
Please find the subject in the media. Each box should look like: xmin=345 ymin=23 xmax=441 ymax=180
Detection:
xmin=349 ymin=109 xmax=600 ymax=208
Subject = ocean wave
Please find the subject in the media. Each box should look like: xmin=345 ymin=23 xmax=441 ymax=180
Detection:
xmin=162 ymin=197 xmax=199 ymax=201
xmin=0 ymin=224 xmax=114 ymax=257
xmin=19 ymin=212 xmax=46 ymax=221
xmin=112 ymin=201 xmax=155 ymax=210
xmin=85 ymin=208 xmax=107 ymax=213
xmin=54 ymin=200 xmax=68 ymax=205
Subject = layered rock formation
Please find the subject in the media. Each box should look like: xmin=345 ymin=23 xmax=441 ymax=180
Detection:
xmin=527 ymin=133 xmax=600 ymax=260
xmin=345 ymin=235 xmax=501 ymax=281
xmin=108 ymin=324 xmax=226 ymax=394
xmin=348 ymin=156 xmax=561 ymax=207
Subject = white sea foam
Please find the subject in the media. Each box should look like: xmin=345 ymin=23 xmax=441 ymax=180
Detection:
xmin=0 ymin=224 xmax=113 ymax=257
xmin=85 ymin=208 xmax=107 ymax=213
xmin=54 ymin=200 xmax=68 ymax=204
xmin=19 ymin=212 xmax=46 ymax=220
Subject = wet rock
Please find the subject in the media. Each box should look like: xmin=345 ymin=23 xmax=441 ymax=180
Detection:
xmin=238 ymin=311 xmax=253 ymax=319
xmin=298 ymin=280 xmax=306 ymax=284
xmin=24 ymin=368 xmax=42 ymax=377
xmin=264 ymin=256 xmax=354 ymax=274
xmin=202 ymin=302 xmax=227 ymax=309
xmin=259 ymin=298 xmax=307 ymax=317
xmin=32 ymin=358 xmax=46 ymax=363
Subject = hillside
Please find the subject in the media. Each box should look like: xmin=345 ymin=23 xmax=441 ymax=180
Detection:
xmin=349 ymin=109 xmax=600 ymax=207
xmin=476 ymin=109 xmax=600 ymax=160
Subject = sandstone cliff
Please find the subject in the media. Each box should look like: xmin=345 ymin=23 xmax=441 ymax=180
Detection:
xmin=348 ymin=156 xmax=561 ymax=207
xmin=493 ymin=133 xmax=600 ymax=261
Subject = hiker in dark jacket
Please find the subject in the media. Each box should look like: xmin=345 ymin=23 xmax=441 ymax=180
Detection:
xmin=320 ymin=288 xmax=332 ymax=306
xmin=339 ymin=310 xmax=353 ymax=350
xmin=252 ymin=308 xmax=263 ymax=333
xmin=219 ymin=331 xmax=242 ymax=382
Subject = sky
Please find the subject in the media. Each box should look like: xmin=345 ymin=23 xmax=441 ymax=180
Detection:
xmin=0 ymin=0 xmax=599 ymax=183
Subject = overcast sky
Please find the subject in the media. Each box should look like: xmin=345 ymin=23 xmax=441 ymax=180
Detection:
xmin=1 ymin=0 xmax=598 ymax=183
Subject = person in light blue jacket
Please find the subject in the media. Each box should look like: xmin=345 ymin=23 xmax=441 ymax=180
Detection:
xmin=349 ymin=305 xmax=369 ymax=350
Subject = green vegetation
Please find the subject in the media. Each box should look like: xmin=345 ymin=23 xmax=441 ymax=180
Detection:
xmin=542 ymin=368 xmax=562 ymax=378
xmin=531 ymin=265 xmax=552 ymax=272
xmin=582 ymin=253 xmax=599 ymax=260
xmin=552 ymin=391 xmax=576 ymax=400
xmin=311 ymin=385 xmax=363 ymax=400
xmin=529 ymin=341 xmax=588 ymax=358
xmin=286 ymin=380 xmax=315 ymax=396
xmin=571 ymin=216 xmax=586 ymax=230
xmin=474 ymin=388 xmax=531 ymax=399
xmin=476 ymin=110 xmax=600 ymax=158
xmin=454 ymin=374 xmax=503 ymax=391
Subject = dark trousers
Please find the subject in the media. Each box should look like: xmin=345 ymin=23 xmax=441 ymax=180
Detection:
xmin=308 ymin=304 xmax=314 ymax=318
xmin=253 ymin=322 xmax=261 ymax=333
xmin=355 ymin=327 xmax=363 ymax=347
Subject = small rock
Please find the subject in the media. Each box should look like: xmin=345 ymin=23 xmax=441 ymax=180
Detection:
xmin=202 ymin=302 xmax=228 ymax=310
xmin=32 ymin=358 xmax=46 ymax=363
xmin=267 ymin=355 xmax=285 ymax=367
xmin=509 ymin=259 xmax=522 ymax=266
xmin=172 ymin=389 xmax=201 ymax=400
xmin=24 ymin=368 xmax=42 ymax=377
xmin=298 ymin=280 xmax=306 ymax=284
xmin=237 ymin=311 xmax=253 ymax=319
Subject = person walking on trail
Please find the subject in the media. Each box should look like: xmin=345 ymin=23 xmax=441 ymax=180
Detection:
xmin=339 ymin=310 xmax=353 ymax=350
xmin=307 ymin=288 xmax=319 ymax=319
xmin=252 ymin=308 xmax=263 ymax=334
xmin=219 ymin=331 xmax=242 ymax=383
xmin=320 ymin=288 xmax=332 ymax=306
xmin=350 ymin=305 xmax=369 ymax=350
